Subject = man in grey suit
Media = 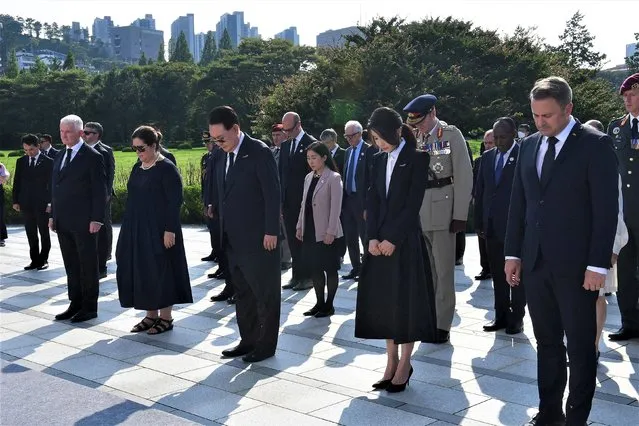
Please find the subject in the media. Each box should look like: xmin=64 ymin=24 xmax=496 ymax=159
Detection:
xmin=404 ymin=94 xmax=473 ymax=344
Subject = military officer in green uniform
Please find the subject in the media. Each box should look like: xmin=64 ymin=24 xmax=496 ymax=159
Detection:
xmin=404 ymin=94 xmax=474 ymax=343
xmin=608 ymin=72 xmax=639 ymax=342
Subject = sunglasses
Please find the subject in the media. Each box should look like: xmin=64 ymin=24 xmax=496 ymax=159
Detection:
xmin=83 ymin=130 xmax=97 ymax=136
xmin=131 ymin=145 xmax=147 ymax=152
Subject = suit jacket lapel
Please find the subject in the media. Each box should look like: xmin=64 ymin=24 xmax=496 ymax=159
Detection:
xmin=387 ymin=146 xmax=410 ymax=200
xmin=312 ymin=168 xmax=331 ymax=199
xmin=224 ymin=137 xmax=250 ymax=196
xmin=487 ymin=149 xmax=497 ymax=187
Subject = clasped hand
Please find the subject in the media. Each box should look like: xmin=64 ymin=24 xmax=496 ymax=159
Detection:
xmin=368 ymin=239 xmax=395 ymax=256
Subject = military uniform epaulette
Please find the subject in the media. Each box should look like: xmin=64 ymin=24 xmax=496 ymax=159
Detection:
xmin=609 ymin=115 xmax=626 ymax=125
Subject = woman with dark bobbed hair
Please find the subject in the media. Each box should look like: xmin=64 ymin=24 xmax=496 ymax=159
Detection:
xmin=116 ymin=125 xmax=192 ymax=335
xmin=355 ymin=107 xmax=437 ymax=393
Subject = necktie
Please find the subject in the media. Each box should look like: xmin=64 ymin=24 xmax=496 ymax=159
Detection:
xmin=290 ymin=139 xmax=297 ymax=155
xmin=30 ymin=157 xmax=35 ymax=168
xmin=63 ymin=148 xmax=72 ymax=169
xmin=225 ymin=152 xmax=235 ymax=180
xmin=632 ymin=118 xmax=638 ymax=141
xmin=540 ymin=136 xmax=558 ymax=186
xmin=494 ymin=152 xmax=505 ymax=184
xmin=346 ymin=147 xmax=357 ymax=194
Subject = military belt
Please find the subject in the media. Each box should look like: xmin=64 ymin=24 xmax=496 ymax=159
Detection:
xmin=426 ymin=176 xmax=454 ymax=189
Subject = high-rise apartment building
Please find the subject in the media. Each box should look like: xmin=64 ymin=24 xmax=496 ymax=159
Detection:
xmin=132 ymin=14 xmax=156 ymax=30
xmin=316 ymin=26 xmax=363 ymax=48
xmin=171 ymin=14 xmax=197 ymax=61
xmin=92 ymin=16 xmax=114 ymax=44
xmin=112 ymin=25 xmax=164 ymax=62
xmin=275 ymin=27 xmax=299 ymax=46
xmin=627 ymin=42 xmax=637 ymax=60
xmin=216 ymin=12 xmax=259 ymax=49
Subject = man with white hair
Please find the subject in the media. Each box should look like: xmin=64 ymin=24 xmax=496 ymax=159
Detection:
xmin=341 ymin=120 xmax=377 ymax=280
xmin=50 ymin=114 xmax=107 ymax=323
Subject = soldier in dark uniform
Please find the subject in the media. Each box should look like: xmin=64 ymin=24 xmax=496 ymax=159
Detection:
xmin=404 ymin=94 xmax=473 ymax=343
xmin=608 ymin=72 xmax=639 ymax=342
xmin=201 ymin=131 xmax=219 ymax=262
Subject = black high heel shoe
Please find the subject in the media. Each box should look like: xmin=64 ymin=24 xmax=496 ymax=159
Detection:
xmin=372 ymin=378 xmax=392 ymax=390
xmin=386 ymin=367 xmax=413 ymax=393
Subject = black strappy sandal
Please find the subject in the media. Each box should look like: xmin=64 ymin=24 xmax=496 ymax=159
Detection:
xmin=147 ymin=318 xmax=174 ymax=335
xmin=130 ymin=317 xmax=158 ymax=333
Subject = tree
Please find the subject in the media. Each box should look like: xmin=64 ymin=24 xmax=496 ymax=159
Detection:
xmin=24 ymin=17 xmax=35 ymax=37
xmin=219 ymin=28 xmax=233 ymax=51
xmin=43 ymin=22 xmax=53 ymax=39
xmin=33 ymin=21 xmax=42 ymax=38
xmin=555 ymin=11 xmax=606 ymax=69
xmin=0 ymin=15 xmax=24 ymax=67
xmin=63 ymin=51 xmax=75 ymax=70
xmin=199 ymin=31 xmax=217 ymax=65
xmin=626 ymin=33 xmax=639 ymax=74
xmin=6 ymin=49 xmax=19 ymax=78
xmin=157 ymin=42 xmax=166 ymax=63
xmin=61 ymin=25 xmax=71 ymax=43
xmin=49 ymin=57 xmax=61 ymax=71
xmin=30 ymin=55 xmax=48 ymax=74
xmin=138 ymin=52 xmax=147 ymax=66
xmin=170 ymin=31 xmax=193 ymax=63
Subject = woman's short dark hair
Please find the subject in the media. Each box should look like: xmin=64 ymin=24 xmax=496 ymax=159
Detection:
xmin=367 ymin=107 xmax=417 ymax=147
xmin=131 ymin=125 xmax=162 ymax=148
xmin=306 ymin=141 xmax=337 ymax=172
xmin=21 ymin=134 xmax=40 ymax=147
xmin=208 ymin=106 xmax=240 ymax=130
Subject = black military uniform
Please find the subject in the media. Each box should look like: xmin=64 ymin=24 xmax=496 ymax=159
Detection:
xmin=608 ymin=72 xmax=639 ymax=342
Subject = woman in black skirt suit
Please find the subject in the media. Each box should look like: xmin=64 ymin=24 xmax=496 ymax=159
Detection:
xmin=355 ymin=107 xmax=437 ymax=393
xmin=296 ymin=142 xmax=344 ymax=318
xmin=116 ymin=126 xmax=192 ymax=335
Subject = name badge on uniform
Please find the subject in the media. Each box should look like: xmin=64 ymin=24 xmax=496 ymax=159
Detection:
xmin=613 ymin=127 xmax=620 ymax=135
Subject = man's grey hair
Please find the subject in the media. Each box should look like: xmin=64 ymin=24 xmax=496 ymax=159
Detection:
xmin=60 ymin=114 xmax=83 ymax=131
xmin=320 ymin=128 xmax=338 ymax=142
xmin=584 ymin=119 xmax=604 ymax=132
xmin=344 ymin=120 xmax=363 ymax=133
xmin=530 ymin=76 xmax=573 ymax=108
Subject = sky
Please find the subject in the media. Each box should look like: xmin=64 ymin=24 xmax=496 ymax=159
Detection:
xmin=3 ymin=0 xmax=636 ymax=67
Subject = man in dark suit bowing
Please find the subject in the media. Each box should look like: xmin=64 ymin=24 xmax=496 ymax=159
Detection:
xmin=341 ymin=120 xmax=377 ymax=280
xmin=51 ymin=115 xmax=107 ymax=323
xmin=505 ymin=77 xmax=618 ymax=426
xmin=474 ymin=118 xmax=525 ymax=335
xmin=319 ymin=128 xmax=346 ymax=174
xmin=82 ymin=121 xmax=115 ymax=278
xmin=279 ymin=111 xmax=315 ymax=290
xmin=209 ymin=106 xmax=281 ymax=363
xmin=12 ymin=134 xmax=54 ymax=270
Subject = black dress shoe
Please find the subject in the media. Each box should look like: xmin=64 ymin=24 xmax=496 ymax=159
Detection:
xmin=455 ymin=258 xmax=463 ymax=266
xmin=341 ymin=270 xmax=359 ymax=280
xmin=483 ymin=321 xmax=507 ymax=332
xmin=222 ymin=345 xmax=253 ymax=358
xmin=474 ymin=271 xmax=492 ymax=280
xmin=207 ymin=269 xmax=227 ymax=280
xmin=505 ymin=323 xmax=524 ymax=335
xmin=24 ymin=263 xmax=38 ymax=270
xmin=608 ymin=328 xmax=639 ymax=341
xmin=99 ymin=270 xmax=108 ymax=279
xmin=242 ymin=350 xmax=275 ymax=363
xmin=425 ymin=329 xmax=450 ymax=344
xmin=210 ymin=292 xmax=233 ymax=302
xmin=201 ymin=254 xmax=216 ymax=261
xmin=227 ymin=295 xmax=236 ymax=304
xmin=281 ymin=262 xmax=292 ymax=271
xmin=70 ymin=311 xmax=97 ymax=323
xmin=37 ymin=263 xmax=49 ymax=271
xmin=55 ymin=307 xmax=81 ymax=321
xmin=293 ymin=279 xmax=313 ymax=291
xmin=282 ymin=279 xmax=298 ymax=290
xmin=315 ymin=306 xmax=335 ymax=318
xmin=303 ymin=305 xmax=321 ymax=316
xmin=526 ymin=412 xmax=566 ymax=425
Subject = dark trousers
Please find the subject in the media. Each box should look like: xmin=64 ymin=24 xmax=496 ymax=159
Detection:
xmin=97 ymin=199 xmax=112 ymax=272
xmin=283 ymin=202 xmax=307 ymax=280
xmin=0 ymin=185 xmax=7 ymax=240
xmin=455 ymin=231 xmax=466 ymax=261
xmin=486 ymin=235 xmax=525 ymax=324
xmin=526 ymin=255 xmax=598 ymax=425
xmin=57 ymin=230 xmax=100 ymax=312
xmin=228 ymin=245 xmax=280 ymax=354
xmin=478 ymin=235 xmax=490 ymax=273
xmin=23 ymin=208 xmax=50 ymax=265
xmin=616 ymin=222 xmax=639 ymax=330
xmin=342 ymin=193 xmax=366 ymax=272
xmin=207 ymin=215 xmax=222 ymax=258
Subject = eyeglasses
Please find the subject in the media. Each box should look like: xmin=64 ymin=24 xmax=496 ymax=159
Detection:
xmin=344 ymin=132 xmax=361 ymax=139
xmin=131 ymin=145 xmax=146 ymax=152
xmin=83 ymin=130 xmax=97 ymax=136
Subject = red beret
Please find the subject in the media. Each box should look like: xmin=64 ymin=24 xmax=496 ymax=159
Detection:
xmin=620 ymin=73 xmax=639 ymax=95
xmin=271 ymin=123 xmax=283 ymax=132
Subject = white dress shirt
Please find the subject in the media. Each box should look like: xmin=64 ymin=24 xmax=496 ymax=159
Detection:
xmin=59 ymin=140 xmax=84 ymax=170
xmin=494 ymin=144 xmax=515 ymax=170
xmin=385 ymin=139 xmax=406 ymax=196
xmin=226 ymin=132 xmax=245 ymax=175
xmin=28 ymin=152 xmax=41 ymax=166
xmin=290 ymin=130 xmax=306 ymax=154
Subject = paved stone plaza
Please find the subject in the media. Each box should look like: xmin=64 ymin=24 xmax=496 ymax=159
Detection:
xmin=1 ymin=225 xmax=637 ymax=425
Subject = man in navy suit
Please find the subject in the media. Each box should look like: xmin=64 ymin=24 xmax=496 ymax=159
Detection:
xmin=341 ymin=120 xmax=377 ymax=280
xmin=474 ymin=118 xmax=524 ymax=335
xmin=50 ymin=115 xmax=107 ymax=323
xmin=40 ymin=134 xmax=59 ymax=158
xmin=279 ymin=112 xmax=315 ymax=290
xmin=505 ymin=77 xmax=618 ymax=426
xmin=209 ymin=106 xmax=281 ymax=363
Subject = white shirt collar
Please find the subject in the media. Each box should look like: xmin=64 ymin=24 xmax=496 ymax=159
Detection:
xmin=330 ymin=146 xmax=338 ymax=156
xmin=67 ymin=140 xmax=84 ymax=154
xmin=231 ymin=132 xmax=245 ymax=157
xmin=428 ymin=119 xmax=441 ymax=137
xmin=29 ymin=152 xmax=41 ymax=163
xmin=544 ymin=116 xmax=576 ymax=145
xmin=630 ymin=113 xmax=639 ymax=123
xmin=388 ymin=139 xmax=406 ymax=161
xmin=294 ymin=130 xmax=305 ymax=145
